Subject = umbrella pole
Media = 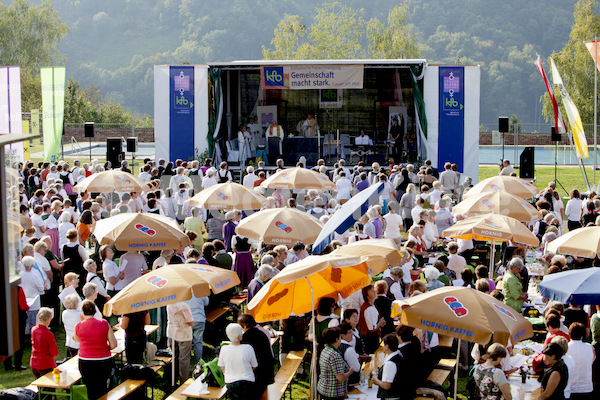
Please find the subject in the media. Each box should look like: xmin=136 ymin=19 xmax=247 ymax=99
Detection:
xmin=306 ymin=277 xmax=317 ymax=400
xmin=454 ymin=338 xmax=460 ymax=400
xmin=489 ymin=240 xmax=495 ymax=276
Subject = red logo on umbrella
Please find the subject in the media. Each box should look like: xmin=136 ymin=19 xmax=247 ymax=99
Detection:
xmin=492 ymin=303 xmax=517 ymax=321
xmin=275 ymin=221 xmax=292 ymax=233
xmin=215 ymin=191 xmax=229 ymax=200
xmin=146 ymin=275 xmax=167 ymax=288
xmin=443 ymin=296 xmax=469 ymax=318
xmin=481 ymin=199 xmax=495 ymax=209
xmin=135 ymin=223 xmax=156 ymax=236
xmin=330 ymin=268 xmax=342 ymax=283
xmin=267 ymin=288 xmax=289 ymax=305
xmin=120 ymin=178 xmax=132 ymax=184
xmin=191 ymin=266 xmax=216 ymax=273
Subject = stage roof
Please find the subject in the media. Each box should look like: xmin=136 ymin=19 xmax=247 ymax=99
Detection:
xmin=208 ymin=59 xmax=427 ymax=73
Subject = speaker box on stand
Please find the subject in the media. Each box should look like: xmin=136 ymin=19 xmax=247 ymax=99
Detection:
xmin=106 ymin=138 xmax=124 ymax=168
xmin=551 ymin=126 xmax=561 ymax=142
xmin=126 ymin=137 xmax=138 ymax=153
xmin=519 ymin=146 xmax=535 ymax=179
xmin=84 ymin=122 xmax=94 ymax=138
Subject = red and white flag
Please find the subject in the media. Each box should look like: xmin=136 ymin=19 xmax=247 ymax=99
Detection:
xmin=535 ymin=55 xmax=567 ymax=134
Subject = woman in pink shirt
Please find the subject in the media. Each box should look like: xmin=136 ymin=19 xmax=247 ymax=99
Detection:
xmin=30 ymin=307 xmax=59 ymax=378
xmin=74 ymin=300 xmax=117 ymax=400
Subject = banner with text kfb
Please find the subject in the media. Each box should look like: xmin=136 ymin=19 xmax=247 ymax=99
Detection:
xmin=41 ymin=67 xmax=66 ymax=162
xmin=261 ymin=64 xmax=363 ymax=90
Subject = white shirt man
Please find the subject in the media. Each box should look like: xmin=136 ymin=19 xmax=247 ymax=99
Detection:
xmin=355 ymin=131 xmax=373 ymax=146
xmin=243 ymin=170 xmax=258 ymax=188
xmin=202 ymin=171 xmax=218 ymax=189
xmin=335 ymin=173 xmax=352 ymax=201
xmin=499 ymin=160 xmax=514 ymax=176
xmin=266 ymin=121 xmax=284 ymax=139
xmin=439 ymin=165 xmax=458 ymax=192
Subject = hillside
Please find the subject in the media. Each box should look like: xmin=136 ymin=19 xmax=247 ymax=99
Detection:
xmin=47 ymin=0 xmax=586 ymax=124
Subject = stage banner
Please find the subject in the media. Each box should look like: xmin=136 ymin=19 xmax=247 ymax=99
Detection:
xmin=261 ymin=64 xmax=363 ymax=90
xmin=0 ymin=66 xmax=24 ymax=162
xmin=169 ymin=66 xmax=195 ymax=161
xmin=438 ymin=67 xmax=465 ymax=171
xmin=41 ymin=67 xmax=66 ymax=162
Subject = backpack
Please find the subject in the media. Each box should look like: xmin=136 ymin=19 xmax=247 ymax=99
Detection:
xmin=217 ymin=170 xmax=228 ymax=183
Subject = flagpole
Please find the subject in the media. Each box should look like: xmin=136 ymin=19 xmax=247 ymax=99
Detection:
xmin=595 ymin=36 xmax=597 ymax=189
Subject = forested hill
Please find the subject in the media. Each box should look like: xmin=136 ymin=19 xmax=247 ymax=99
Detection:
xmin=44 ymin=0 xmax=587 ymax=124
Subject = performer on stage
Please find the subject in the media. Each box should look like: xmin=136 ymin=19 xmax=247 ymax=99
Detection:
xmin=389 ymin=116 xmax=404 ymax=163
xmin=301 ymin=113 xmax=319 ymax=137
xmin=355 ymin=129 xmax=373 ymax=146
xmin=246 ymin=117 xmax=259 ymax=157
xmin=265 ymin=120 xmax=284 ymax=164
xmin=238 ymin=125 xmax=252 ymax=164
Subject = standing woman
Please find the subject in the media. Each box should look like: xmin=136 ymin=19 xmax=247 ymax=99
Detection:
xmin=565 ymin=189 xmax=583 ymax=231
xmin=58 ymin=211 xmax=75 ymax=256
xmin=400 ymin=183 xmax=417 ymax=231
xmin=62 ymin=229 xmax=89 ymax=286
xmin=77 ymin=209 xmax=94 ymax=246
xmin=473 ymin=343 xmax=512 ymax=400
xmin=540 ymin=342 xmax=569 ymax=400
xmin=101 ymin=245 xmax=124 ymax=299
xmin=30 ymin=308 xmax=59 ymax=378
xmin=74 ymin=300 xmax=118 ymax=400
xmin=59 ymin=162 xmax=75 ymax=200
xmin=84 ymin=259 xmax=110 ymax=312
xmin=317 ymin=327 xmax=354 ymax=400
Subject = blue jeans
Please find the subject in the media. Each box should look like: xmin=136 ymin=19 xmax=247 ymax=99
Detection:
xmin=192 ymin=321 xmax=206 ymax=367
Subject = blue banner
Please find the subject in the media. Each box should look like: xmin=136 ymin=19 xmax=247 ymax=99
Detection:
xmin=438 ymin=67 xmax=465 ymax=172
xmin=170 ymin=66 xmax=195 ymax=161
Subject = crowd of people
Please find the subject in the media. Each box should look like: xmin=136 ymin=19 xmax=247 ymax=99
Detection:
xmin=6 ymin=154 xmax=600 ymax=400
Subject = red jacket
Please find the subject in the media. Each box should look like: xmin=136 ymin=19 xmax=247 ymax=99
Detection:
xmin=30 ymin=325 xmax=58 ymax=370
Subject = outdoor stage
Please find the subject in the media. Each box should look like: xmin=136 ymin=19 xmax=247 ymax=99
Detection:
xmin=154 ymin=60 xmax=481 ymax=181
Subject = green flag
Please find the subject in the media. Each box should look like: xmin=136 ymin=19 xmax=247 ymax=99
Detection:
xmin=41 ymin=67 xmax=66 ymax=162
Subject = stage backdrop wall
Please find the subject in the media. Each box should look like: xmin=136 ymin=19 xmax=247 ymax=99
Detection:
xmin=423 ymin=65 xmax=480 ymax=183
xmin=154 ymin=65 xmax=209 ymax=162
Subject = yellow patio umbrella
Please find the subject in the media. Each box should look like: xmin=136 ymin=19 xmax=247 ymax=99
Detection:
xmin=73 ymin=170 xmax=148 ymax=193
xmin=103 ymin=264 xmax=240 ymax=316
xmin=188 ymin=181 xmax=266 ymax=210
xmin=247 ymin=253 xmax=371 ymax=400
xmin=391 ymin=286 xmax=533 ymax=400
xmin=463 ymin=175 xmax=540 ymax=199
xmin=453 ymin=191 xmax=541 ymax=222
xmin=260 ymin=167 xmax=336 ymax=190
xmin=92 ymin=212 xmax=191 ymax=251
xmin=547 ymin=226 xmax=600 ymax=258
xmin=331 ymin=238 xmax=403 ymax=274
xmin=235 ymin=207 xmax=323 ymax=245
xmin=442 ymin=213 xmax=539 ymax=272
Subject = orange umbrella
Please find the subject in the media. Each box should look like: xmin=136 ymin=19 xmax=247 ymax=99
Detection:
xmin=464 ymin=175 xmax=540 ymax=199
xmin=73 ymin=170 xmax=148 ymax=193
xmin=92 ymin=212 xmax=190 ymax=251
xmin=453 ymin=191 xmax=541 ymax=222
xmin=103 ymin=264 xmax=240 ymax=316
xmin=189 ymin=181 xmax=266 ymax=210
xmin=235 ymin=207 xmax=323 ymax=245
xmin=260 ymin=167 xmax=336 ymax=190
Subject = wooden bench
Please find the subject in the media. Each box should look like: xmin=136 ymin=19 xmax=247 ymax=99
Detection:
xmin=435 ymin=358 xmax=457 ymax=370
xmin=413 ymin=368 xmax=453 ymax=400
xmin=98 ymin=379 xmax=146 ymax=400
xmin=260 ymin=350 xmax=307 ymax=400
xmin=165 ymin=378 xmax=227 ymax=400
xmin=206 ymin=307 xmax=231 ymax=323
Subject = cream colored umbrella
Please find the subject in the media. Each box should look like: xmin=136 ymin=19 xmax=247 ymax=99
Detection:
xmin=442 ymin=214 xmax=539 ymax=247
xmin=92 ymin=212 xmax=190 ymax=251
xmin=73 ymin=170 xmax=148 ymax=193
xmin=331 ymin=238 xmax=404 ymax=273
xmin=189 ymin=181 xmax=266 ymax=210
xmin=453 ymin=191 xmax=541 ymax=222
xmin=547 ymin=226 xmax=600 ymax=259
xmin=260 ymin=167 xmax=336 ymax=190
xmin=442 ymin=213 xmax=539 ymax=272
xmin=235 ymin=207 xmax=323 ymax=245
xmin=104 ymin=264 xmax=240 ymax=316
xmin=464 ymin=175 xmax=540 ymax=199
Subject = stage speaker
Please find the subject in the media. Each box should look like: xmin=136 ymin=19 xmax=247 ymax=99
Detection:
xmin=499 ymin=116 xmax=509 ymax=133
xmin=520 ymin=146 xmax=535 ymax=179
xmin=106 ymin=138 xmax=124 ymax=168
xmin=126 ymin=137 xmax=138 ymax=153
xmin=551 ymin=126 xmax=561 ymax=142
xmin=84 ymin=122 xmax=94 ymax=138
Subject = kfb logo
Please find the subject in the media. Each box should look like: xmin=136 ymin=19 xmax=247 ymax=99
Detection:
xmin=264 ymin=67 xmax=284 ymax=87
